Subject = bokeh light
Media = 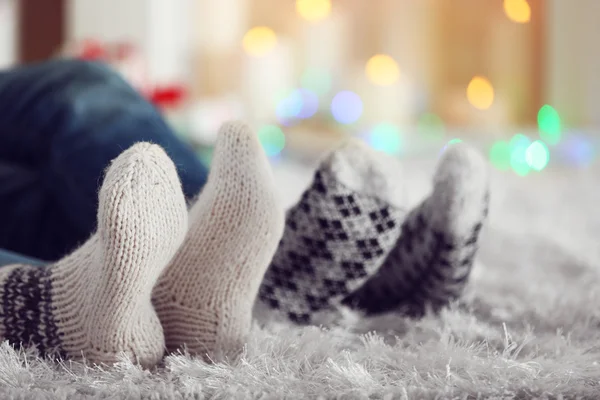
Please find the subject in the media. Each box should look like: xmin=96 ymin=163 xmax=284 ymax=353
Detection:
xmin=467 ymin=76 xmax=494 ymax=110
xmin=197 ymin=147 xmax=214 ymax=167
xmin=276 ymin=89 xmax=319 ymax=124
xmin=509 ymin=133 xmax=531 ymax=150
xmin=558 ymin=135 xmax=595 ymax=168
xmin=418 ymin=113 xmax=445 ymax=139
xmin=275 ymin=90 xmax=303 ymax=124
xmin=297 ymin=89 xmax=319 ymax=118
xmin=369 ymin=123 xmax=402 ymax=155
xmin=440 ymin=138 xmax=463 ymax=155
xmin=331 ymin=91 xmax=363 ymax=124
xmin=296 ymin=0 xmax=332 ymax=22
xmin=503 ymin=0 xmax=531 ymax=24
xmin=509 ymin=134 xmax=532 ymax=176
xmin=489 ymin=141 xmax=511 ymax=171
xmin=242 ymin=27 xmax=277 ymax=57
xmin=301 ymin=68 xmax=332 ymax=96
xmin=537 ymin=104 xmax=562 ymax=145
xmin=258 ymin=125 xmax=286 ymax=156
xmin=365 ymin=54 xmax=400 ymax=86
xmin=525 ymin=140 xmax=550 ymax=171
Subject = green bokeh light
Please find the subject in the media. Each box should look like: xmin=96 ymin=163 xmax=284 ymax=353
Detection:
xmin=258 ymin=125 xmax=286 ymax=157
xmin=509 ymin=133 xmax=531 ymax=150
xmin=369 ymin=123 xmax=402 ymax=155
xmin=301 ymin=68 xmax=332 ymax=97
xmin=509 ymin=134 xmax=531 ymax=176
xmin=525 ymin=140 xmax=550 ymax=171
xmin=197 ymin=147 xmax=214 ymax=167
xmin=489 ymin=141 xmax=511 ymax=170
xmin=537 ymin=104 xmax=561 ymax=145
xmin=440 ymin=138 xmax=462 ymax=155
xmin=417 ymin=113 xmax=445 ymax=139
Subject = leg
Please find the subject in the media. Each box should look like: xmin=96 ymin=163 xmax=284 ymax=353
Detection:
xmin=0 ymin=59 xmax=208 ymax=262
xmin=255 ymin=140 xmax=409 ymax=324
xmin=343 ymin=143 xmax=490 ymax=316
xmin=0 ymin=142 xmax=188 ymax=367
xmin=0 ymin=249 xmax=45 ymax=267
xmin=152 ymin=121 xmax=285 ymax=360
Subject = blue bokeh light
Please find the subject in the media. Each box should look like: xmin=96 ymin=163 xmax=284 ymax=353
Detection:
xmin=331 ymin=91 xmax=363 ymax=124
xmin=561 ymin=134 xmax=595 ymax=167
xmin=297 ymin=89 xmax=319 ymax=119
xmin=276 ymin=91 xmax=303 ymax=124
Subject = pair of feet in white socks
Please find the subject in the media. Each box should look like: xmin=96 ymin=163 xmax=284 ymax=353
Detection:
xmin=0 ymin=122 xmax=283 ymax=368
xmin=0 ymin=121 xmax=490 ymax=368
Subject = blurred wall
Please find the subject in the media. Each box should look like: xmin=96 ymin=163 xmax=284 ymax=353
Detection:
xmin=0 ymin=0 xmax=17 ymax=68
xmin=546 ymin=0 xmax=600 ymax=128
xmin=67 ymin=0 xmax=194 ymax=85
xmin=1 ymin=0 xmax=599 ymax=130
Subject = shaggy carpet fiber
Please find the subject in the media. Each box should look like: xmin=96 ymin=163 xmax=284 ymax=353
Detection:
xmin=1 ymin=149 xmax=600 ymax=399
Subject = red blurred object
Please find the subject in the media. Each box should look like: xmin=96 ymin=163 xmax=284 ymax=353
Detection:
xmin=115 ymin=42 xmax=135 ymax=59
xmin=150 ymin=85 xmax=188 ymax=109
xmin=79 ymin=39 xmax=108 ymax=60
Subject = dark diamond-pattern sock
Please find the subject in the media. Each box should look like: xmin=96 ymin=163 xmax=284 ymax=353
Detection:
xmin=255 ymin=140 xmax=408 ymax=324
xmin=342 ymin=143 xmax=490 ymax=317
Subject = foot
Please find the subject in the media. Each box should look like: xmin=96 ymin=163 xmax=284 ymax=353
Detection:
xmin=152 ymin=121 xmax=285 ymax=360
xmin=255 ymin=139 xmax=409 ymax=324
xmin=0 ymin=143 xmax=188 ymax=367
xmin=342 ymin=143 xmax=490 ymax=316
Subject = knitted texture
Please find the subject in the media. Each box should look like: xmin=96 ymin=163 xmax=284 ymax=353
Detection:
xmin=0 ymin=143 xmax=188 ymax=368
xmin=343 ymin=143 xmax=490 ymax=316
xmin=152 ymin=121 xmax=285 ymax=360
xmin=255 ymin=140 xmax=408 ymax=324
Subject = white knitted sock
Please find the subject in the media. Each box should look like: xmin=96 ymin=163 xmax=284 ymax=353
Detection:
xmin=0 ymin=143 xmax=188 ymax=367
xmin=152 ymin=121 xmax=285 ymax=359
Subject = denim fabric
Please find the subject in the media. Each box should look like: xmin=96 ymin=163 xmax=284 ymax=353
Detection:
xmin=0 ymin=59 xmax=208 ymax=262
xmin=0 ymin=249 xmax=45 ymax=267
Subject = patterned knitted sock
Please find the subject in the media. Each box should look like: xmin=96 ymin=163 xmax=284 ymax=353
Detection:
xmin=255 ymin=139 xmax=408 ymax=324
xmin=0 ymin=143 xmax=188 ymax=367
xmin=342 ymin=143 xmax=490 ymax=316
xmin=152 ymin=121 xmax=285 ymax=359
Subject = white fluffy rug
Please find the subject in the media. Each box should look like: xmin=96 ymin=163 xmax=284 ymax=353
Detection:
xmin=2 ymin=152 xmax=600 ymax=399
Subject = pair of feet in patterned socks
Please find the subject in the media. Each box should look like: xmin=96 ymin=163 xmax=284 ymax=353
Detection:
xmin=0 ymin=121 xmax=489 ymax=368
xmin=256 ymin=129 xmax=490 ymax=324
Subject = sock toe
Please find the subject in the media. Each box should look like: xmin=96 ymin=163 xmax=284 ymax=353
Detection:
xmin=324 ymin=139 xmax=407 ymax=209
xmin=429 ymin=143 xmax=490 ymax=235
xmin=99 ymin=142 xmax=189 ymax=266
xmin=208 ymin=121 xmax=274 ymax=183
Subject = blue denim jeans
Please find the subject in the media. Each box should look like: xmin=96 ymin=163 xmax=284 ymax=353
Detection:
xmin=0 ymin=249 xmax=45 ymax=267
xmin=0 ymin=59 xmax=208 ymax=262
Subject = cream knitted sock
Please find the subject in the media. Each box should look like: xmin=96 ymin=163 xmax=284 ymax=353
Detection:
xmin=0 ymin=143 xmax=188 ymax=368
xmin=152 ymin=121 xmax=284 ymax=359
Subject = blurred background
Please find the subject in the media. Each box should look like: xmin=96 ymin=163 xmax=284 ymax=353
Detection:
xmin=0 ymin=0 xmax=597 ymax=175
